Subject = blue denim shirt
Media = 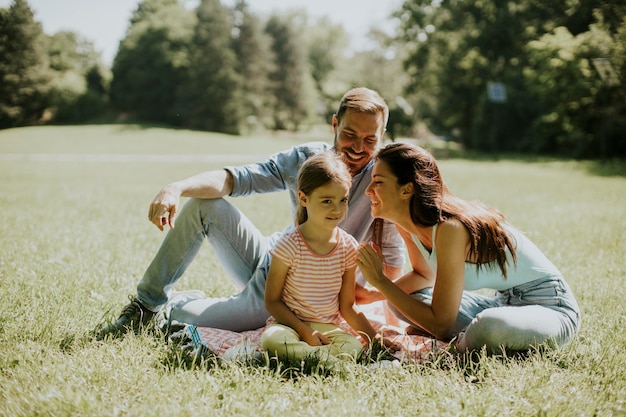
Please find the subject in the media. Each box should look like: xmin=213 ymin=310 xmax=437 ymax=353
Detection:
xmin=226 ymin=142 xmax=405 ymax=270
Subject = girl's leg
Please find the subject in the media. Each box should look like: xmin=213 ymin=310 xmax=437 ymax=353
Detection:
xmin=261 ymin=323 xmax=338 ymax=365
xmin=261 ymin=323 xmax=362 ymax=364
xmin=310 ymin=322 xmax=363 ymax=360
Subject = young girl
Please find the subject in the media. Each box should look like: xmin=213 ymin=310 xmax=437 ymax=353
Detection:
xmin=261 ymin=152 xmax=383 ymax=365
xmin=357 ymin=143 xmax=580 ymax=353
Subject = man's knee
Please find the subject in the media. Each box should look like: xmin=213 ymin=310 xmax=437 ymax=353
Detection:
xmin=182 ymin=197 xmax=226 ymax=219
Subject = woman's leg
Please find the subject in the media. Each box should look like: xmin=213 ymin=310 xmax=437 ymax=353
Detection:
xmin=457 ymin=278 xmax=581 ymax=353
xmin=456 ymin=305 xmax=574 ymax=353
xmin=388 ymin=288 xmax=500 ymax=339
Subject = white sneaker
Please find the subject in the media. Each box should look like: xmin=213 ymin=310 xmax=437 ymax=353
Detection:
xmin=222 ymin=339 xmax=260 ymax=362
xmin=367 ymin=359 xmax=402 ymax=371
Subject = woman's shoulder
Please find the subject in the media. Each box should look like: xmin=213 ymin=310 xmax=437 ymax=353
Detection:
xmin=436 ymin=218 xmax=471 ymax=242
xmin=440 ymin=217 xmax=465 ymax=230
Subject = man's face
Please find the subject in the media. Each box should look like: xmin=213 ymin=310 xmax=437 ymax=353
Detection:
xmin=332 ymin=109 xmax=384 ymax=176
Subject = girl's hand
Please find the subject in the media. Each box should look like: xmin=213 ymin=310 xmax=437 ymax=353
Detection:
xmin=357 ymin=243 xmax=387 ymax=287
xmin=303 ymin=329 xmax=330 ymax=346
xmin=354 ymin=285 xmax=385 ymax=304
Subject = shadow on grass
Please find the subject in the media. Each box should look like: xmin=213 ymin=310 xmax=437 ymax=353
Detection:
xmin=423 ymin=144 xmax=626 ymax=178
xmin=579 ymin=159 xmax=626 ymax=177
xmin=156 ymin=338 xmax=400 ymax=380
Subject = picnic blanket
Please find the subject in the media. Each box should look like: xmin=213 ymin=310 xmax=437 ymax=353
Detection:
xmin=176 ymin=301 xmax=448 ymax=363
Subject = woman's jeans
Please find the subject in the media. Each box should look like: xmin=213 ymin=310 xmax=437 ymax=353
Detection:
xmin=136 ymin=198 xmax=280 ymax=331
xmin=390 ymin=277 xmax=581 ymax=352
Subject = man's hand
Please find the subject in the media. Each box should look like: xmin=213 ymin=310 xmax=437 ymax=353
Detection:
xmin=148 ymin=185 xmax=180 ymax=231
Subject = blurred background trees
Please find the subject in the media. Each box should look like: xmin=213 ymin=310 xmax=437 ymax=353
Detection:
xmin=1 ymin=0 xmax=624 ymax=158
xmin=398 ymin=0 xmax=625 ymax=158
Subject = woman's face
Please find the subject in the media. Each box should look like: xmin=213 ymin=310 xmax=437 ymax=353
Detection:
xmin=365 ymin=159 xmax=406 ymax=220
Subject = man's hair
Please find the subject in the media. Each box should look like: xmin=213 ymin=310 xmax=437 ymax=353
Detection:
xmin=296 ymin=151 xmax=352 ymax=225
xmin=335 ymin=87 xmax=389 ymax=130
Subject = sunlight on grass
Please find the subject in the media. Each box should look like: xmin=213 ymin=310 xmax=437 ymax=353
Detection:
xmin=0 ymin=125 xmax=624 ymax=416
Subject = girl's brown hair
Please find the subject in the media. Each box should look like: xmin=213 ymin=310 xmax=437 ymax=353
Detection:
xmin=376 ymin=142 xmax=517 ymax=277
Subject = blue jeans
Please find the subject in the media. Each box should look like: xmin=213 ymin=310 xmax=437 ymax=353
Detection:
xmin=137 ymin=198 xmax=280 ymax=331
xmin=389 ymin=277 xmax=581 ymax=352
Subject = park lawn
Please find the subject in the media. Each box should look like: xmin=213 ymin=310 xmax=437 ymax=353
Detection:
xmin=0 ymin=125 xmax=624 ymax=416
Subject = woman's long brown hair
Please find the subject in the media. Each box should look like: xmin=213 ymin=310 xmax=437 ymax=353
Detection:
xmin=376 ymin=143 xmax=517 ymax=277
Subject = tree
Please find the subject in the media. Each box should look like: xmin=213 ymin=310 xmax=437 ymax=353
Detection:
xmin=230 ymin=0 xmax=274 ymax=132
xmin=178 ymin=0 xmax=240 ymax=133
xmin=47 ymin=31 xmax=107 ymax=123
xmin=398 ymin=0 xmax=625 ymax=156
xmin=335 ymin=28 xmax=415 ymax=138
xmin=305 ymin=16 xmax=348 ymax=119
xmin=110 ymin=0 xmax=195 ymax=126
xmin=0 ymin=0 xmax=52 ymax=129
xmin=264 ymin=13 xmax=315 ymax=131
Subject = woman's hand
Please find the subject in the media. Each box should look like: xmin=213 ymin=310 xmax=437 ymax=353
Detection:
xmin=356 ymin=243 xmax=388 ymax=288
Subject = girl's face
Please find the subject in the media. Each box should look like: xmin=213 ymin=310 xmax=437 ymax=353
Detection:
xmin=365 ymin=160 xmax=408 ymax=221
xmin=299 ymin=181 xmax=349 ymax=228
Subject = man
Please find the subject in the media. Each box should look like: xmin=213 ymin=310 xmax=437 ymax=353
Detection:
xmin=97 ymin=87 xmax=405 ymax=339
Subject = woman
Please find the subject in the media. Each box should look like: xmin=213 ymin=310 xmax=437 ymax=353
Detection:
xmin=356 ymin=143 xmax=580 ymax=353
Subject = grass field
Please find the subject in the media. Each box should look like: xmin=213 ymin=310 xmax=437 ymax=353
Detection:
xmin=0 ymin=125 xmax=625 ymax=416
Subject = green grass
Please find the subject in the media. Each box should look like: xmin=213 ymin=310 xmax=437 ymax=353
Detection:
xmin=0 ymin=125 xmax=625 ymax=416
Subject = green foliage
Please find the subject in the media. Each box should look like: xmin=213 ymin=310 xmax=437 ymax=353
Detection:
xmin=46 ymin=31 xmax=109 ymax=124
xmin=399 ymin=0 xmax=626 ymax=157
xmin=0 ymin=0 xmax=52 ymax=128
xmin=264 ymin=13 xmax=317 ymax=131
xmin=305 ymin=16 xmax=349 ymax=118
xmin=48 ymin=31 xmax=99 ymax=74
xmin=1 ymin=0 xmax=411 ymax=137
xmin=110 ymin=0 xmax=195 ymax=126
xmin=230 ymin=0 xmax=274 ymax=133
xmin=177 ymin=0 xmax=241 ymax=133
xmin=0 ymin=0 xmax=110 ymax=128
